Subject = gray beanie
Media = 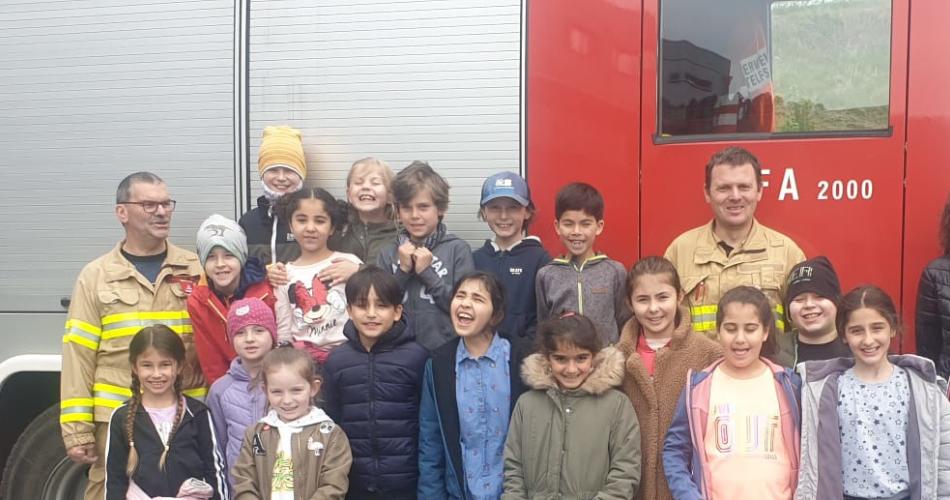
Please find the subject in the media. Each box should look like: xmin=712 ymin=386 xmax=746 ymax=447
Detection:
xmin=196 ymin=214 xmax=248 ymax=267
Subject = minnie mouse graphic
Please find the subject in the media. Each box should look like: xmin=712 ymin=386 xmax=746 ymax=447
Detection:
xmin=288 ymin=275 xmax=347 ymax=334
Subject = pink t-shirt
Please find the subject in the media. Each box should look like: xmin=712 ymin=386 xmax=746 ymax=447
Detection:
xmin=703 ymin=366 xmax=792 ymax=500
xmin=635 ymin=329 xmax=671 ymax=376
xmin=144 ymin=403 xmax=178 ymax=446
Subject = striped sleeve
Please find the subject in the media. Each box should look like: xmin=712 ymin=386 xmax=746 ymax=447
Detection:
xmin=198 ymin=405 xmax=230 ymax=500
xmin=60 ymin=273 xmax=101 ymax=448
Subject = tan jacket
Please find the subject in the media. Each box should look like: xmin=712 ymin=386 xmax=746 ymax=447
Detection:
xmin=616 ymin=309 xmax=722 ymax=500
xmin=231 ymin=417 xmax=352 ymax=500
xmin=664 ymin=219 xmax=805 ymax=364
xmin=60 ymin=242 xmax=206 ymax=449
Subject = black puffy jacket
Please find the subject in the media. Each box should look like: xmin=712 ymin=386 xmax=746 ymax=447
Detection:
xmin=322 ymin=317 xmax=429 ymax=498
xmin=916 ymin=255 xmax=950 ymax=378
xmin=238 ymin=195 xmax=300 ymax=265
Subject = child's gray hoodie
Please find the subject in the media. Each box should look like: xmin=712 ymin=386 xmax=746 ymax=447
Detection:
xmin=377 ymin=225 xmax=474 ymax=351
xmin=536 ymin=254 xmax=631 ymax=344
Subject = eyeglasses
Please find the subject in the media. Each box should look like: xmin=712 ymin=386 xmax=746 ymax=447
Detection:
xmin=118 ymin=200 xmax=177 ymax=213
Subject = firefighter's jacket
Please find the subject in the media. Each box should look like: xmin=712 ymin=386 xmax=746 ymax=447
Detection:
xmin=60 ymin=242 xmax=206 ymax=449
xmin=664 ymin=219 xmax=805 ymax=365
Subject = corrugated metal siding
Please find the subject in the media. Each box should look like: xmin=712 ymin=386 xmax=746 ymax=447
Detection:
xmin=247 ymin=0 xmax=523 ymax=247
xmin=0 ymin=0 xmax=235 ymax=312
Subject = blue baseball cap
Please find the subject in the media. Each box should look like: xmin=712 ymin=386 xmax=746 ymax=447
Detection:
xmin=480 ymin=171 xmax=531 ymax=207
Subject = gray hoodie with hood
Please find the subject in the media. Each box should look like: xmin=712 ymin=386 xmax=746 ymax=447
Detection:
xmin=536 ymin=254 xmax=631 ymax=344
xmin=377 ymin=225 xmax=474 ymax=351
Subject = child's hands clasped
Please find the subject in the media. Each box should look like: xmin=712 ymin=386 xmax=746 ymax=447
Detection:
xmin=397 ymin=241 xmax=416 ymax=273
xmin=412 ymin=247 xmax=433 ymax=274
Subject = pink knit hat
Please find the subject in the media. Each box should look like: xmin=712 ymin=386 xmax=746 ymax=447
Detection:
xmin=226 ymin=298 xmax=278 ymax=345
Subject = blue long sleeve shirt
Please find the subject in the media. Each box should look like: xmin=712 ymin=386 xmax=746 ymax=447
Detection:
xmin=455 ymin=334 xmax=511 ymax=499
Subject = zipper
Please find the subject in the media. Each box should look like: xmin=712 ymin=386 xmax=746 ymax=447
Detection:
xmin=368 ymin=352 xmax=378 ymax=479
xmin=573 ymin=259 xmax=588 ymax=314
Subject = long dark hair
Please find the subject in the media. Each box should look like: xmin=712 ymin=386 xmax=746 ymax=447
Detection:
xmin=278 ymin=186 xmax=348 ymax=233
xmin=836 ymin=285 xmax=900 ymax=337
xmin=716 ymin=286 xmax=778 ymax=360
xmin=126 ymin=325 xmax=186 ymax=476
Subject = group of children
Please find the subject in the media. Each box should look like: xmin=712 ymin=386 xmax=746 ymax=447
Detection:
xmin=103 ymin=125 xmax=950 ymax=500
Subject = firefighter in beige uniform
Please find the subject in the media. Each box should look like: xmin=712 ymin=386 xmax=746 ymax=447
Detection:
xmin=61 ymin=172 xmax=206 ymax=500
xmin=664 ymin=147 xmax=805 ymax=366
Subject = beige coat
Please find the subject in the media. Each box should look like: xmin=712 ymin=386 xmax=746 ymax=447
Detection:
xmin=60 ymin=241 xmax=205 ymax=449
xmin=664 ymin=219 xmax=805 ymax=365
xmin=502 ymin=346 xmax=641 ymax=499
xmin=231 ymin=415 xmax=352 ymax=500
xmin=616 ymin=309 xmax=722 ymax=500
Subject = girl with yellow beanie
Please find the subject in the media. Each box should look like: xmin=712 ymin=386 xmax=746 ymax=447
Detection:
xmin=239 ymin=126 xmax=308 ymax=266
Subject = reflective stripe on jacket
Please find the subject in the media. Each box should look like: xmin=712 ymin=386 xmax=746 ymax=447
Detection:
xmin=60 ymin=241 xmax=206 ymax=449
xmin=664 ymin=219 xmax=805 ymax=365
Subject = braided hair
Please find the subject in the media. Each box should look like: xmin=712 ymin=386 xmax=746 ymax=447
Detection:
xmin=126 ymin=324 xmax=187 ymax=476
xmin=124 ymin=375 xmax=141 ymax=476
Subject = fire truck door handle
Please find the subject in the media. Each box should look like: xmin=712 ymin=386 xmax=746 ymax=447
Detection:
xmin=61 ymin=297 xmax=71 ymax=309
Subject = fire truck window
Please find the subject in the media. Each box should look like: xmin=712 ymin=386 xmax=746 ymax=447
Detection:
xmin=659 ymin=0 xmax=891 ymax=137
xmin=771 ymin=0 xmax=890 ymax=133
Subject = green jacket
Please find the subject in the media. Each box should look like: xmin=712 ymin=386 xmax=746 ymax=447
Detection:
xmin=503 ymin=346 xmax=641 ymax=499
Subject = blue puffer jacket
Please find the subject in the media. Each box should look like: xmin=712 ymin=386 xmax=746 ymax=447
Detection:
xmin=322 ymin=317 xmax=429 ymax=498
xmin=205 ymin=358 xmax=268 ymax=490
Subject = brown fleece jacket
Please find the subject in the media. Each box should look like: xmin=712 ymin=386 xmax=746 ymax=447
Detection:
xmin=616 ymin=307 xmax=722 ymax=500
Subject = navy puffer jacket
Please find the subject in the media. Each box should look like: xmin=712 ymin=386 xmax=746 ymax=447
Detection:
xmin=322 ymin=317 xmax=429 ymax=498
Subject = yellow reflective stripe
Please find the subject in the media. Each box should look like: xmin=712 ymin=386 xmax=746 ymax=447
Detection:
xmin=61 ymin=397 xmax=95 ymax=420
xmin=101 ymin=311 xmax=190 ymax=325
xmin=772 ymin=304 xmax=786 ymax=331
xmin=65 ymin=319 xmax=102 ymax=337
xmin=101 ymin=323 xmax=193 ymax=340
xmin=93 ymin=383 xmax=131 ymax=409
xmin=63 ymin=334 xmax=99 ymax=350
xmin=100 ymin=311 xmax=191 ymax=340
xmin=184 ymin=387 xmax=208 ymax=400
xmin=693 ymin=321 xmax=717 ymax=332
xmin=60 ymin=413 xmax=94 ymax=423
xmin=63 ymin=319 xmax=102 ymax=350
xmin=690 ymin=305 xmax=718 ymax=332
xmin=61 ymin=398 xmax=94 ymax=408
xmin=94 ymin=398 xmax=125 ymax=409
xmin=93 ymin=383 xmax=133 ymax=398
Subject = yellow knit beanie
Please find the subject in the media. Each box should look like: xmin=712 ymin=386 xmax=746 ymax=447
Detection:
xmin=258 ymin=125 xmax=307 ymax=180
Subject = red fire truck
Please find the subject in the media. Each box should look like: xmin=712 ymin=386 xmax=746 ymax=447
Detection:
xmin=527 ymin=0 xmax=950 ymax=356
xmin=1 ymin=0 xmax=948 ymax=498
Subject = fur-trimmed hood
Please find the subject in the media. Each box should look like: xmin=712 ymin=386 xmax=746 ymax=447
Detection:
xmin=520 ymin=345 xmax=625 ymax=395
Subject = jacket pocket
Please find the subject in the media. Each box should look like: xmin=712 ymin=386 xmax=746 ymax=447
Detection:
xmin=97 ymin=286 xmax=140 ymax=316
xmin=681 ymin=274 xmax=710 ymax=303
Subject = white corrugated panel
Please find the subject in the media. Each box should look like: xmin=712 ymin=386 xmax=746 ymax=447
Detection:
xmin=247 ymin=0 xmax=523 ymax=247
xmin=0 ymin=0 xmax=236 ymax=313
